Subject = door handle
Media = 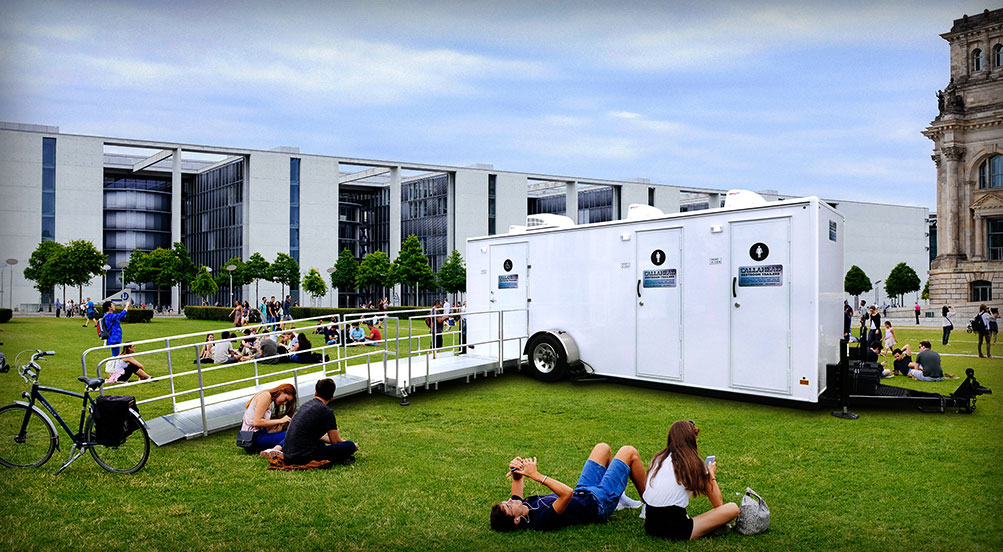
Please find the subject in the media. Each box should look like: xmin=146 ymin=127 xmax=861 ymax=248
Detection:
xmin=732 ymin=277 xmax=737 ymax=298
xmin=637 ymin=279 xmax=641 ymax=298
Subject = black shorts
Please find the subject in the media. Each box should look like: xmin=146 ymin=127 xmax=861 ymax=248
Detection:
xmin=645 ymin=505 xmax=693 ymax=541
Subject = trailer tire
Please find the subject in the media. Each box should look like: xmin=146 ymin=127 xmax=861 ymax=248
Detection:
xmin=527 ymin=334 xmax=568 ymax=382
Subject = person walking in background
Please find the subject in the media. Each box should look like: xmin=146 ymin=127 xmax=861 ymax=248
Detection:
xmin=989 ymin=307 xmax=999 ymax=346
xmin=867 ymin=306 xmax=881 ymax=347
xmin=976 ymin=304 xmax=992 ymax=359
xmin=83 ymin=297 xmax=96 ymax=327
xmin=914 ymin=302 xmax=921 ymax=324
xmin=67 ymin=299 xmax=75 ymax=318
xmin=54 ymin=298 xmax=61 ymax=318
xmin=881 ymin=321 xmax=897 ymax=356
xmin=941 ymin=305 xmax=955 ymax=346
xmin=229 ymin=300 xmax=243 ymax=328
xmin=858 ymin=301 xmax=869 ymax=343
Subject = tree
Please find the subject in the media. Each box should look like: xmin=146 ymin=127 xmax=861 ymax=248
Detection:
xmin=437 ymin=249 xmax=466 ymax=303
xmin=269 ymin=253 xmax=300 ymax=299
xmin=356 ymin=251 xmax=393 ymax=302
xmin=189 ymin=267 xmax=219 ymax=304
xmin=244 ymin=252 xmax=271 ymax=302
xmin=61 ymin=240 xmax=107 ymax=303
xmin=217 ymin=256 xmax=250 ymax=303
xmin=23 ymin=241 xmax=66 ymax=298
xmin=391 ymin=235 xmax=436 ymax=305
xmin=122 ymin=242 xmax=196 ymax=309
xmin=330 ymin=248 xmax=359 ymax=306
xmin=885 ymin=262 xmax=921 ymax=304
xmin=921 ymin=279 xmax=930 ymax=301
xmin=844 ymin=265 xmax=872 ymax=305
xmin=302 ymin=268 xmax=328 ymax=306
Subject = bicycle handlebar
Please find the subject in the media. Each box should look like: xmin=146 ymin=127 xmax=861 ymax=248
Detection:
xmin=13 ymin=350 xmax=54 ymax=384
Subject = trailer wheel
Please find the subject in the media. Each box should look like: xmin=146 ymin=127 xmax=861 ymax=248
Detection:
xmin=527 ymin=334 xmax=568 ymax=382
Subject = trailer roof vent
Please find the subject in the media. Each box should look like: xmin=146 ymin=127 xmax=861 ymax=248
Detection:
xmin=627 ymin=203 xmax=664 ymax=220
xmin=724 ymin=189 xmax=768 ymax=209
xmin=526 ymin=213 xmax=576 ymax=230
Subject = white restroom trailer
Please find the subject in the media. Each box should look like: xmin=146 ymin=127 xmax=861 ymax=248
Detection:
xmin=466 ymin=195 xmax=845 ymax=405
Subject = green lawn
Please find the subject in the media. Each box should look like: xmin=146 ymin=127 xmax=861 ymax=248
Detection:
xmin=0 ymin=317 xmax=1000 ymax=551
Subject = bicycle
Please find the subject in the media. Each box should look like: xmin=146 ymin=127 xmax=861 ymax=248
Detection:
xmin=0 ymin=350 xmax=150 ymax=474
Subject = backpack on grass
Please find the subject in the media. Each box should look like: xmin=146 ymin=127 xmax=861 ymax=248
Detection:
xmin=94 ymin=395 xmax=139 ymax=447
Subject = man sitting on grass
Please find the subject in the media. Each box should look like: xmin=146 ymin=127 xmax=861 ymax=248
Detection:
xmin=905 ymin=340 xmax=958 ymax=381
xmin=262 ymin=378 xmax=358 ymax=465
xmin=490 ymin=443 xmax=645 ymax=531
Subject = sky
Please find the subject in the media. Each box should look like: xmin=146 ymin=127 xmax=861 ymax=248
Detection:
xmin=0 ymin=0 xmax=995 ymax=210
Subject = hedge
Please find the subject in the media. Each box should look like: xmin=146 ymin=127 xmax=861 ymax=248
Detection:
xmin=124 ymin=308 xmax=153 ymax=323
xmin=184 ymin=306 xmax=235 ymax=321
xmin=0 ymin=308 xmax=11 ymax=323
xmin=292 ymin=306 xmax=431 ymax=321
xmin=185 ymin=305 xmax=435 ymax=323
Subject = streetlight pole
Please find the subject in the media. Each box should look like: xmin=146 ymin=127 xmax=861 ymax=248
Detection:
xmin=326 ymin=267 xmax=336 ymax=307
xmin=226 ymin=264 xmax=237 ymax=305
xmin=101 ymin=264 xmax=111 ymax=300
xmin=5 ymin=258 xmax=18 ymax=311
xmin=874 ymin=280 xmax=882 ymax=307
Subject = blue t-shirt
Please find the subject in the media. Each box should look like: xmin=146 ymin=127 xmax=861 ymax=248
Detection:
xmin=86 ymin=301 xmax=95 ymax=314
xmin=514 ymin=493 xmax=599 ymax=530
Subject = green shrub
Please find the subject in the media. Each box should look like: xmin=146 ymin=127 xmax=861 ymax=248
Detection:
xmin=125 ymin=309 xmax=153 ymax=323
xmin=0 ymin=308 xmax=11 ymax=323
xmin=291 ymin=306 xmax=431 ymax=321
xmin=183 ymin=306 xmax=234 ymax=321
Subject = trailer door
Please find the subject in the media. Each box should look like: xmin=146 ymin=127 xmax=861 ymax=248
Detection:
xmin=730 ymin=217 xmax=791 ymax=394
xmin=489 ymin=242 xmax=529 ymax=359
xmin=635 ymin=228 xmax=683 ymax=380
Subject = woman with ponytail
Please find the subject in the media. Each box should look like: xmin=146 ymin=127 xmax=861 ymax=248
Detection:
xmin=642 ymin=420 xmax=739 ymax=540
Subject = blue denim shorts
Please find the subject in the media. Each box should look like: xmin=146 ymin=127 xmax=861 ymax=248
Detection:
xmin=575 ymin=458 xmax=630 ymax=520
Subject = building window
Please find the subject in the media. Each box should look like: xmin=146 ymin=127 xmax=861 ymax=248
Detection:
xmin=41 ymin=137 xmax=56 ymax=242
xmin=180 ymin=158 xmax=242 ymax=306
xmin=972 ymin=48 xmax=983 ymax=71
xmin=648 ymin=187 xmax=655 ymax=207
xmin=488 ymin=174 xmax=497 ymax=235
xmin=289 ymin=158 xmax=300 ymax=302
xmin=988 ymin=218 xmax=1003 ymax=261
xmin=971 ymin=280 xmax=991 ymax=302
xmin=979 ymin=155 xmax=1003 ymax=189
xmin=995 ymin=44 xmax=1003 ymax=68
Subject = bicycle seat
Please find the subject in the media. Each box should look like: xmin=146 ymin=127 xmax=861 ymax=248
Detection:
xmin=78 ymin=376 xmax=105 ymax=390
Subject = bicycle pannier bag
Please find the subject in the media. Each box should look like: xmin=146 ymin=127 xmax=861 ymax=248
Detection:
xmin=94 ymin=395 xmax=138 ymax=447
xmin=735 ymin=487 xmax=770 ymax=535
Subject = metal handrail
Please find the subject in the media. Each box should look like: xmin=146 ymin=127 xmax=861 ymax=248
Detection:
xmin=77 ymin=307 xmax=527 ymax=437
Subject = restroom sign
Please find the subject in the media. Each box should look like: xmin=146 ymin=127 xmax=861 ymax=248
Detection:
xmin=503 ymin=259 xmax=513 ymax=272
xmin=749 ymin=243 xmax=769 ymax=261
xmin=643 ymin=268 xmax=677 ymax=288
xmin=650 ymin=249 xmax=666 ymax=266
xmin=499 ymin=274 xmax=519 ymax=289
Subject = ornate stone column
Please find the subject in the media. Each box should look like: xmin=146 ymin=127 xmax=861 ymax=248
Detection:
xmin=942 ymin=146 xmax=965 ymax=257
xmin=972 ymin=212 xmax=984 ymax=260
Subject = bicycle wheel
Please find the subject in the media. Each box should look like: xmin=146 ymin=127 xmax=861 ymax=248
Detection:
xmin=0 ymin=404 xmax=57 ymax=468
xmin=85 ymin=410 xmax=150 ymax=474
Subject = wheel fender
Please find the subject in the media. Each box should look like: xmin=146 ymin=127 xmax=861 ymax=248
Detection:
xmin=13 ymin=400 xmax=61 ymax=451
xmin=525 ymin=330 xmax=580 ymax=365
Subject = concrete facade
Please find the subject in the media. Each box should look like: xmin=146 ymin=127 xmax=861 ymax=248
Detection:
xmin=924 ymin=8 xmax=1003 ymax=314
xmin=0 ymin=124 xmax=932 ymax=311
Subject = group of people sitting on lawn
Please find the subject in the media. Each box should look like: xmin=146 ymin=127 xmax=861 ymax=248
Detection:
xmin=238 ymin=380 xmax=737 ymax=541
xmin=197 ymin=327 xmax=323 ymax=365
xmin=865 ymin=339 xmax=958 ymax=381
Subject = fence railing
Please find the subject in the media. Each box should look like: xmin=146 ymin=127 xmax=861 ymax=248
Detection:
xmin=79 ymin=307 xmax=529 ymax=437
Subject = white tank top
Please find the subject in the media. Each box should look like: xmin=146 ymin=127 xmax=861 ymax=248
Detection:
xmin=241 ymin=393 xmax=272 ymax=432
xmin=643 ymin=454 xmax=692 ymax=508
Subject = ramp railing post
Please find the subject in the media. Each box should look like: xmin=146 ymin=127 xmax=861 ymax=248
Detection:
xmin=394 ymin=316 xmax=400 ymax=391
xmin=498 ymin=310 xmax=504 ymax=371
xmin=195 ymin=356 xmax=209 ymax=436
xmin=254 ymin=357 xmax=260 ymax=387
xmin=165 ymin=338 xmax=177 ymax=411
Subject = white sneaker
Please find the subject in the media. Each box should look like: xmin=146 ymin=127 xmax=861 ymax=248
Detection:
xmin=639 ymin=504 xmax=646 ymax=519
xmin=259 ymin=447 xmax=283 ymax=459
xmin=616 ymin=493 xmax=643 ymax=510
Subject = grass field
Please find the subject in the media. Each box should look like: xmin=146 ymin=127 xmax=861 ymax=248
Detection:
xmin=0 ymin=316 xmax=1000 ymax=551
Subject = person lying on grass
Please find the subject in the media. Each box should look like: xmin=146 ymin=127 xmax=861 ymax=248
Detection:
xmin=490 ymin=443 xmax=645 ymax=531
xmin=260 ymin=378 xmax=357 ymax=465
xmin=642 ymin=420 xmax=739 ymax=541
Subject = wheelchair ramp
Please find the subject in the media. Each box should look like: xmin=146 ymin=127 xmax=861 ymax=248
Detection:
xmin=148 ymin=370 xmax=372 ymax=446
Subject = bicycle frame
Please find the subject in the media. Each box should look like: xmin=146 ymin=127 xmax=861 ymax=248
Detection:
xmin=21 ymin=382 xmax=96 ymax=446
